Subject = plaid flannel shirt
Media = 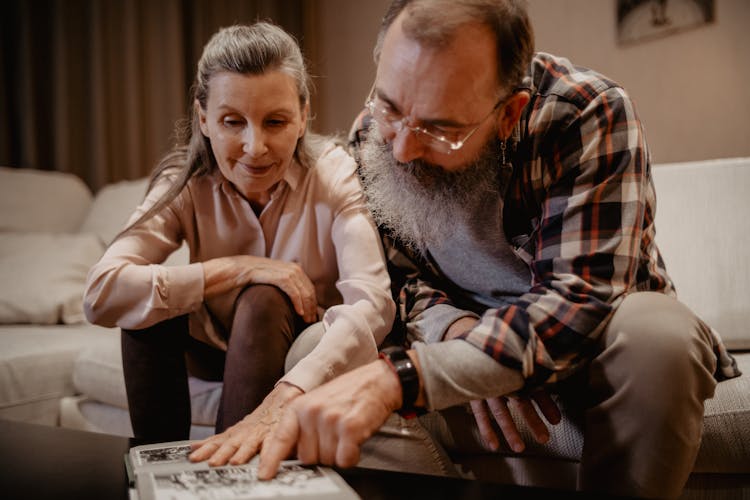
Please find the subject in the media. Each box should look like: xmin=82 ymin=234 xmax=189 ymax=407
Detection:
xmin=350 ymin=52 xmax=740 ymax=388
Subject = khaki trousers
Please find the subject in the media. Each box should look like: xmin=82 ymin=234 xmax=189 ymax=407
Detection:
xmin=339 ymin=293 xmax=718 ymax=498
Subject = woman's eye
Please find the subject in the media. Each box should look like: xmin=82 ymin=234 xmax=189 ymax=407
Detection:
xmin=222 ymin=118 xmax=244 ymax=127
xmin=266 ymin=119 xmax=288 ymax=128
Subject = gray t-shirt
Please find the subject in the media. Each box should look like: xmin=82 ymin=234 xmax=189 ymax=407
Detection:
xmin=409 ymin=195 xmax=531 ymax=409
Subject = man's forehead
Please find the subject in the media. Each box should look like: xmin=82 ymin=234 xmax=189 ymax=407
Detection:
xmin=375 ymin=13 xmax=500 ymax=117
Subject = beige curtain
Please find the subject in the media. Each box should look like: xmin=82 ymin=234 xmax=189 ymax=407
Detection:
xmin=1 ymin=0 xmax=305 ymax=191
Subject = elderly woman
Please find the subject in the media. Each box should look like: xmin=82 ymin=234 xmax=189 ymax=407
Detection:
xmin=83 ymin=22 xmax=394 ymax=463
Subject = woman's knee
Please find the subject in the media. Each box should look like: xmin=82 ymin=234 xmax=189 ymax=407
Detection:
xmin=234 ymin=284 xmax=294 ymax=322
xmin=232 ymin=284 xmax=297 ymax=330
xmin=230 ymin=284 xmax=299 ymax=350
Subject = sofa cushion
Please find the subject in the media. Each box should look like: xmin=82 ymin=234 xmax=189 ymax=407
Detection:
xmin=651 ymin=157 xmax=750 ymax=350
xmin=0 ymin=167 xmax=93 ymax=233
xmin=0 ymin=232 xmax=105 ymax=324
xmin=73 ymin=333 xmax=222 ymax=426
xmin=59 ymin=395 xmax=215 ymax=440
xmin=0 ymin=324 xmax=114 ymax=424
xmin=79 ymin=177 xmax=149 ymax=245
xmin=693 ymin=352 xmax=750 ymax=473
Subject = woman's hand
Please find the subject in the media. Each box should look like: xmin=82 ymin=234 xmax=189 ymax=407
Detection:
xmin=188 ymin=382 xmax=304 ymax=466
xmin=202 ymin=255 xmax=318 ymax=323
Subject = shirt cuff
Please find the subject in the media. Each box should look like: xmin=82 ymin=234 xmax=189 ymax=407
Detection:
xmin=162 ymin=262 xmax=205 ymax=310
xmin=408 ymin=304 xmax=479 ymax=344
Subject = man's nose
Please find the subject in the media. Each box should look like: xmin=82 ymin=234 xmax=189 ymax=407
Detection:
xmin=389 ymin=126 xmax=427 ymax=164
xmin=242 ymin=126 xmax=268 ymax=157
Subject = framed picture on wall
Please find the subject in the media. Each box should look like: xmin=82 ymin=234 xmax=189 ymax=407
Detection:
xmin=617 ymin=0 xmax=715 ymax=46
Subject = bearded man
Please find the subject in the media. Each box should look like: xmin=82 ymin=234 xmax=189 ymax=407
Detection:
xmin=210 ymin=1 xmax=739 ymax=497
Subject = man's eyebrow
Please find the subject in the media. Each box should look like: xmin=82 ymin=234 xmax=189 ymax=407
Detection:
xmin=374 ymin=88 xmax=401 ymax=113
xmin=375 ymin=88 xmax=467 ymax=129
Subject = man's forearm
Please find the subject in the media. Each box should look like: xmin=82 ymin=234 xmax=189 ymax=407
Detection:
xmin=412 ymin=340 xmax=524 ymax=411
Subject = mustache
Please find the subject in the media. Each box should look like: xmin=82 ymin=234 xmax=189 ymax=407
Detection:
xmin=367 ymin=141 xmax=444 ymax=184
xmin=358 ymin=124 xmax=503 ymax=255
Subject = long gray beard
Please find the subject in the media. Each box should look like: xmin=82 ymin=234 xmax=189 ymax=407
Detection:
xmin=359 ymin=126 xmax=503 ymax=256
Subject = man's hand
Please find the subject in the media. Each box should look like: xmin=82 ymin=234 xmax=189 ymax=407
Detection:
xmin=443 ymin=317 xmax=561 ymax=452
xmin=257 ymin=358 xmax=402 ymax=479
xmin=188 ymin=382 xmax=303 ymax=466
xmin=470 ymin=390 xmax=561 ymax=452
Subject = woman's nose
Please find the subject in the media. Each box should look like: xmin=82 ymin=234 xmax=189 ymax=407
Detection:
xmin=242 ymin=126 xmax=268 ymax=157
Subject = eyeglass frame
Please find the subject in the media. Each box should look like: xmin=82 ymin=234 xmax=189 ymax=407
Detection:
xmin=364 ymin=83 xmax=509 ymax=154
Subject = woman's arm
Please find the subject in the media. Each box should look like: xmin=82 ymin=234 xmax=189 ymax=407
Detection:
xmin=280 ymin=151 xmax=396 ymax=391
xmin=83 ymin=178 xmax=204 ymax=329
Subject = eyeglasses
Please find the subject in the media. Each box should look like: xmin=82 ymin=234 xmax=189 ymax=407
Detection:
xmin=365 ymin=84 xmax=507 ymax=154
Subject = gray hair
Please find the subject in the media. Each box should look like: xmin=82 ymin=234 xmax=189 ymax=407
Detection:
xmin=374 ymin=0 xmax=534 ymax=94
xmin=186 ymin=22 xmax=321 ymax=175
xmin=119 ymin=22 xmax=326 ymax=239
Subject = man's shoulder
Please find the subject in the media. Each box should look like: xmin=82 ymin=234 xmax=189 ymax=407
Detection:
xmin=312 ymin=141 xmax=358 ymax=180
xmin=525 ymin=52 xmax=623 ymax=110
xmin=303 ymin=140 xmax=364 ymax=205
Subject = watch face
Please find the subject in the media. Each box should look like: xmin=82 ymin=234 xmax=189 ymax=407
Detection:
xmin=617 ymin=0 xmax=715 ymax=46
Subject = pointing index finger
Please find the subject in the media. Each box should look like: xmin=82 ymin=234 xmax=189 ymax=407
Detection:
xmin=257 ymin=407 xmax=300 ymax=480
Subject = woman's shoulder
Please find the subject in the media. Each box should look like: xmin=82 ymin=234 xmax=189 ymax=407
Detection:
xmin=147 ymin=166 xmax=223 ymax=213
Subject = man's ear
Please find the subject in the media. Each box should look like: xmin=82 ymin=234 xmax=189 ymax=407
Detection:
xmin=496 ymin=90 xmax=530 ymax=140
xmin=195 ymin=100 xmax=209 ymax=137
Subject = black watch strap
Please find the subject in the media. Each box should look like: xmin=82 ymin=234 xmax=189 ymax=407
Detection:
xmin=379 ymin=346 xmax=420 ymax=413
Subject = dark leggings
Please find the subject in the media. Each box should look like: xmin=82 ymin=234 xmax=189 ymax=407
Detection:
xmin=121 ymin=284 xmax=302 ymax=443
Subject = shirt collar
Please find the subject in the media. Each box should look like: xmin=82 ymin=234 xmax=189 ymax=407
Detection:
xmin=281 ymin=157 xmax=304 ymax=192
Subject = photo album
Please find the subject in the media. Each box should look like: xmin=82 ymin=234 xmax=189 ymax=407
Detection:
xmin=126 ymin=441 xmax=360 ymax=500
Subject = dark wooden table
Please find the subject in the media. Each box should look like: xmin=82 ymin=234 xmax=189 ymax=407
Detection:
xmin=0 ymin=419 xmax=600 ymax=499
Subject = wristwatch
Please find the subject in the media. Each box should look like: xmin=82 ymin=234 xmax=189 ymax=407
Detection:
xmin=378 ymin=346 xmax=420 ymax=415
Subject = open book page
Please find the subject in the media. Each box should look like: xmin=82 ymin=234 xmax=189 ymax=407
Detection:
xmin=127 ymin=441 xmax=360 ymax=500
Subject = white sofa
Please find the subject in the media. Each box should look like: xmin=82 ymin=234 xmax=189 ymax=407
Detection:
xmin=0 ymin=159 xmax=747 ymax=498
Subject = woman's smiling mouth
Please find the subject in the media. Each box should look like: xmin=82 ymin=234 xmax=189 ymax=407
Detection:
xmin=236 ymin=161 xmax=274 ymax=176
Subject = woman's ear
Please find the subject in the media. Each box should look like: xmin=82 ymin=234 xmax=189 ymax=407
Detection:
xmin=195 ymin=100 xmax=209 ymax=137
xmin=298 ymin=102 xmax=310 ymax=138
xmin=496 ymin=90 xmax=530 ymax=140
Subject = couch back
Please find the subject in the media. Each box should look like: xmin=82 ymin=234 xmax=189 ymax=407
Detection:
xmin=0 ymin=167 xmax=93 ymax=233
xmin=77 ymin=176 xmax=188 ymax=264
xmin=2 ymin=161 xmax=747 ymax=349
xmin=651 ymin=157 xmax=750 ymax=350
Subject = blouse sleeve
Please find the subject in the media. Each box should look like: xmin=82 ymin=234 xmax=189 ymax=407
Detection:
xmin=83 ymin=176 xmax=205 ymax=329
xmin=281 ymin=148 xmax=396 ymax=391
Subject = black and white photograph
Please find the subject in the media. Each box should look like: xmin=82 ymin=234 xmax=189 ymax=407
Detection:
xmin=141 ymin=462 xmax=359 ymax=500
xmin=136 ymin=445 xmax=193 ymax=466
xmin=617 ymin=0 xmax=715 ymax=45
